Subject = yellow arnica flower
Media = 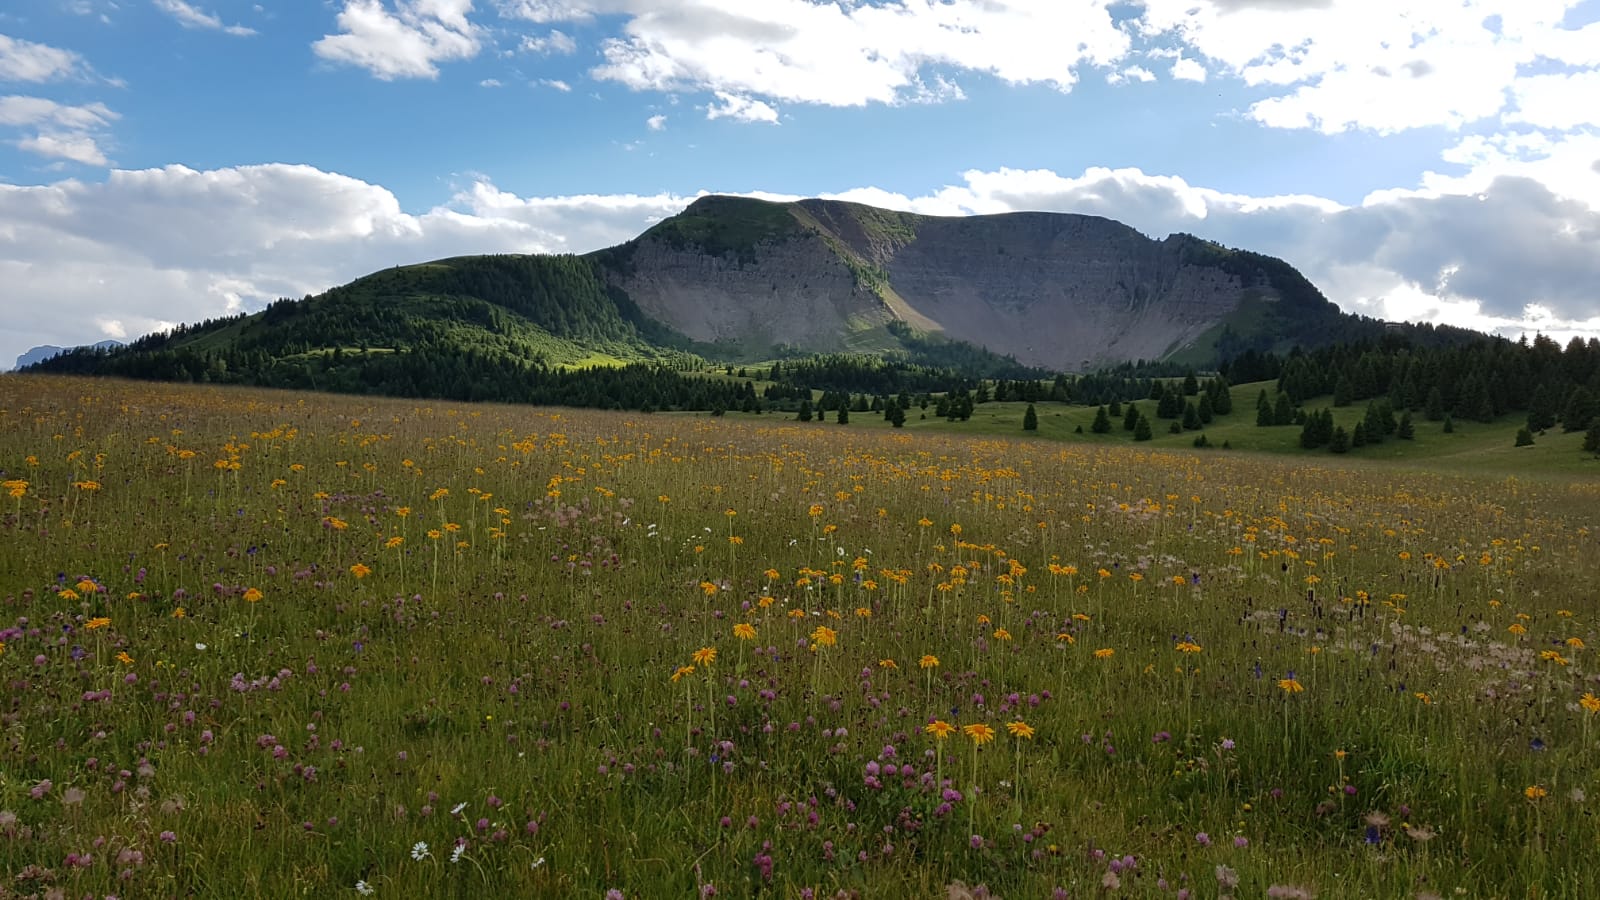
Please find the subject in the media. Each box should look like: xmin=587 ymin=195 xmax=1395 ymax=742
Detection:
xmin=963 ymin=723 xmax=997 ymax=746
xmin=733 ymin=623 xmax=757 ymax=641
xmin=349 ymin=563 xmax=372 ymax=579
xmin=670 ymin=665 xmax=695 ymax=683
xmin=1094 ymin=648 xmax=1115 ymax=659
xmin=243 ymin=587 xmax=263 ymax=603
xmin=810 ymin=625 xmax=838 ymax=647
xmin=1006 ymin=720 xmax=1036 ymax=740
xmin=116 ymin=652 xmax=134 ymax=665
xmin=1581 ymin=693 xmax=1600 ymax=714
xmin=924 ymin=720 xmax=956 ymax=739
xmin=878 ymin=658 xmax=897 ymax=669
xmin=692 ymin=646 xmax=717 ymax=666
xmin=1278 ymin=678 xmax=1305 ymax=693
xmin=1525 ymin=785 xmax=1548 ymax=800
xmin=85 ymin=617 xmax=111 ymax=630
xmin=919 ymin=654 xmax=939 ymax=669
xmin=1176 ymin=641 xmax=1203 ymax=654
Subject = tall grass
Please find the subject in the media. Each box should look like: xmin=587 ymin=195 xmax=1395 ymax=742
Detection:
xmin=1 ymin=375 xmax=1597 ymax=898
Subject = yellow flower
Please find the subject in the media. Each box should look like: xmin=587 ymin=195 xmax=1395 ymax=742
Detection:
xmin=1508 ymin=623 xmax=1527 ymax=635
xmin=1278 ymin=678 xmax=1304 ymax=694
xmin=692 ymin=646 xmax=717 ymax=666
xmin=878 ymin=658 xmax=897 ymax=669
xmin=925 ymin=720 xmax=956 ymax=739
xmin=1094 ymin=648 xmax=1115 ymax=659
xmin=349 ymin=563 xmax=372 ymax=579
xmin=1525 ymin=785 xmax=1548 ymax=800
xmin=992 ymin=628 xmax=1012 ymax=641
xmin=919 ymin=654 xmax=939 ymax=669
xmin=810 ymin=625 xmax=838 ymax=647
xmin=671 ymin=665 xmax=695 ymax=683
xmin=963 ymin=723 xmax=997 ymax=746
xmin=1175 ymin=641 xmax=1203 ymax=654
xmin=171 ymin=607 xmax=186 ymax=619
xmin=385 ymin=536 xmax=404 ymax=550
xmin=1006 ymin=720 xmax=1035 ymax=740
xmin=57 ymin=588 xmax=79 ymax=602
xmin=243 ymin=587 xmax=263 ymax=603
xmin=1566 ymin=637 xmax=1585 ymax=650
xmin=85 ymin=617 xmax=111 ymax=630
xmin=1581 ymin=693 xmax=1600 ymax=714
xmin=116 ymin=652 xmax=134 ymax=665
xmin=733 ymin=623 xmax=757 ymax=641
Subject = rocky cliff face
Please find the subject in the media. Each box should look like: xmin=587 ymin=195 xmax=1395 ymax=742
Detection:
xmin=600 ymin=196 xmax=1320 ymax=369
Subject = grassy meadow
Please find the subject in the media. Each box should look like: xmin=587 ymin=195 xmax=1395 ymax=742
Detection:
xmin=2 ymin=375 xmax=1599 ymax=898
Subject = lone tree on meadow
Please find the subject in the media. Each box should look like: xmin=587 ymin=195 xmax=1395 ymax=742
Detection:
xmin=1022 ymin=403 xmax=1038 ymax=432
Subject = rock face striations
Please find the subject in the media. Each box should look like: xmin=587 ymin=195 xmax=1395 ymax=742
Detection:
xmin=600 ymin=195 xmax=1342 ymax=370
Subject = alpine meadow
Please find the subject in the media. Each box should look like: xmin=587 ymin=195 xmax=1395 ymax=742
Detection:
xmin=3 ymin=375 xmax=1598 ymax=898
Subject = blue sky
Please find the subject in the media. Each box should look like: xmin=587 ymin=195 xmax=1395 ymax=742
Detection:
xmin=3 ymin=0 xmax=1599 ymax=368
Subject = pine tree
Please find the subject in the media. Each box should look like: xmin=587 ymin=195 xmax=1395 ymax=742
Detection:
xmin=1584 ymin=421 xmax=1600 ymax=455
xmin=1329 ymin=426 xmax=1350 ymax=454
xmin=1515 ymin=426 xmax=1534 ymax=447
xmin=1123 ymin=403 xmax=1140 ymax=431
xmin=1273 ymin=392 xmax=1294 ymax=426
xmin=1183 ymin=371 xmax=1200 ymax=395
xmin=1092 ymin=405 xmax=1113 ymax=434
xmin=1256 ymin=391 xmax=1274 ymax=427
xmin=1397 ymin=411 xmax=1414 ymax=440
xmin=1182 ymin=401 xmax=1201 ymax=430
xmin=1197 ymin=394 xmax=1214 ymax=424
xmin=1564 ymin=387 xmax=1597 ymax=432
xmin=837 ymin=407 xmax=849 ymax=425
xmin=797 ymin=399 xmax=813 ymax=422
xmin=1443 ymin=414 xmax=1455 ymax=434
xmin=1351 ymin=422 xmax=1368 ymax=448
xmin=1424 ymin=386 xmax=1445 ymax=421
xmin=887 ymin=405 xmax=906 ymax=428
xmin=1022 ymin=403 xmax=1038 ymax=432
xmin=1134 ymin=415 xmax=1153 ymax=441
xmin=1108 ymin=399 xmax=1122 ymax=418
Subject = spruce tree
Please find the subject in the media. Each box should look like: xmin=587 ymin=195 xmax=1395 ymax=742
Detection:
xmin=1273 ymin=392 xmax=1295 ymax=426
xmin=1109 ymin=399 xmax=1122 ymax=418
xmin=1515 ymin=426 xmax=1534 ymax=447
xmin=1197 ymin=394 xmax=1214 ymax=424
xmin=1329 ymin=426 xmax=1350 ymax=454
xmin=1123 ymin=403 xmax=1140 ymax=431
xmin=797 ymin=399 xmax=813 ymax=422
xmin=1182 ymin=401 xmax=1201 ymax=430
xmin=1022 ymin=403 xmax=1038 ymax=432
xmin=1092 ymin=405 xmax=1113 ymax=434
xmin=1351 ymin=422 xmax=1368 ymax=448
xmin=1134 ymin=415 xmax=1153 ymax=441
xmin=837 ymin=407 xmax=849 ymax=425
xmin=1256 ymin=391 xmax=1274 ymax=427
xmin=1397 ymin=411 xmax=1414 ymax=440
xmin=1564 ymin=387 xmax=1597 ymax=432
xmin=1584 ymin=421 xmax=1600 ymax=455
xmin=1424 ymin=387 xmax=1445 ymax=421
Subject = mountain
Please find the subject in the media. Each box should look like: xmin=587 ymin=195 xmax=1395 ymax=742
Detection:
xmin=14 ymin=340 xmax=123 ymax=371
xmin=594 ymin=195 xmax=1415 ymax=369
xmin=21 ymin=196 xmax=1483 ymax=406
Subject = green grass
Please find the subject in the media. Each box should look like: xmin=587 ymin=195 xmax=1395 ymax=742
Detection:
xmin=3 ymin=375 xmax=1599 ymax=898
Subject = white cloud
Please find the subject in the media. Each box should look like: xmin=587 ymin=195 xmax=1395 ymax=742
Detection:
xmin=495 ymin=0 xmax=1131 ymax=112
xmin=518 ymin=29 xmax=575 ymax=54
xmin=645 ymin=113 xmax=665 ymax=130
xmin=537 ymin=77 xmax=571 ymax=91
xmin=314 ymin=0 xmax=481 ymax=80
xmin=0 ymin=95 xmax=118 ymax=166
xmin=1170 ymin=57 xmax=1207 ymax=82
xmin=1135 ymin=0 xmax=1600 ymax=135
xmin=480 ymin=77 xmax=502 ymax=87
xmin=5 ymin=158 xmax=1598 ymax=371
xmin=0 ymin=33 xmax=87 ymax=82
xmin=1507 ymin=69 xmax=1600 ymax=131
xmin=153 ymin=0 xmax=258 ymax=36
xmin=1107 ymin=65 xmax=1156 ymax=85
xmin=705 ymin=91 xmax=777 ymax=124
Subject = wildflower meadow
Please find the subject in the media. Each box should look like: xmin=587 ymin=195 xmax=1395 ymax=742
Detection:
xmin=2 ymin=375 xmax=1598 ymax=899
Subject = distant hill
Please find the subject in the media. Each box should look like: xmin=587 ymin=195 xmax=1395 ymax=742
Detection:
xmin=14 ymin=340 xmax=123 ymax=371
xmin=21 ymin=196 xmax=1487 ymax=409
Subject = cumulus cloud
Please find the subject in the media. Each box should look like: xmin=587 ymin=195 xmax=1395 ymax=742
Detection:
xmin=314 ymin=0 xmax=481 ymax=80
xmin=5 ymin=159 xmax=1598 ymax=370
xmin=0 ymin=95 xmax=118 ymax=166
xmin=1135 ymin=0 xmax=1599 ymax=135
xmin=497 ymin=0 xmax=1129 ymax=113
xmin=0 ymin=33 xmax=88 ymax=82
xmin=153 ymin=0 xmax=258 ymax=36
xmin=645 ymin=113 xmax=665 ymax=130
xmin=705 ymin=92 xmax=777 ymax=124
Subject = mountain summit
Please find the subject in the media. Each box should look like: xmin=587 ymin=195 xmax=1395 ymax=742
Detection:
xmin=26 ymin=196 xmax=1434 ymax=394
xmin=598 ymin=195 xmax=1351 ymax=369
